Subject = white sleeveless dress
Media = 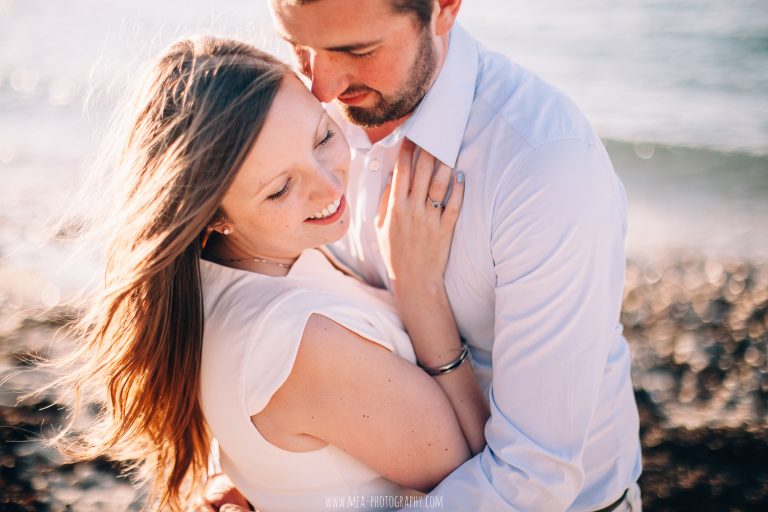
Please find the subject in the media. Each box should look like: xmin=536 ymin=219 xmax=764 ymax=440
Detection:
xmin=199 ymin=249 xmax=421 ymax=511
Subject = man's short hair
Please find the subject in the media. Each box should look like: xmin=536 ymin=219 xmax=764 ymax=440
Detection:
xmin=392 ymin=0 xmax=434 ymax=26
xmin=289 ymin=0 xmax=434 ymax=27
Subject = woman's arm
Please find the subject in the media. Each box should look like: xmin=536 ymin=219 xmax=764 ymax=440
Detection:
xmin=393 ymin=286 xmax=490 ymax=456
xmin=375 ymin=141 xmax=490 ymax=455
xmin=252 ymin=314 xmax=471 ymax=493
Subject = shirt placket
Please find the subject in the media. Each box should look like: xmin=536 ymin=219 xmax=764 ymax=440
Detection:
xmin=360 ymin=143 xmax=394 ymax=289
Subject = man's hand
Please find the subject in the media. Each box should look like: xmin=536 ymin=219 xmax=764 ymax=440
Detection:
xmin=191 ymin=473 xmax=252 ymax=512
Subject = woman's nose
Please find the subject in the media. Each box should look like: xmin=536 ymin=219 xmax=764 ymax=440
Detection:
xmin=307 ymin=164 xmax=343 ymax=202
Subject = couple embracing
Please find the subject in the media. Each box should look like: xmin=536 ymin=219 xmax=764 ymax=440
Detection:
xmin=56 ymin=0 xmax=642 ymax=510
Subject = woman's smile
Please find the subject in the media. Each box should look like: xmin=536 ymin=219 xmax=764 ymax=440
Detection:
xmin=305 ymin=194 xmax=346 ymax=224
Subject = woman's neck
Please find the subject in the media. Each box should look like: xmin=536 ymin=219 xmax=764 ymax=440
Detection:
xmin=203 ymin=236 xmax=299 ymax=277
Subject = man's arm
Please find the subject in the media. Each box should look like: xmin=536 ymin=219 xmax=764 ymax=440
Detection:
xmin=417 ymin=139 xmax=629 ymax=510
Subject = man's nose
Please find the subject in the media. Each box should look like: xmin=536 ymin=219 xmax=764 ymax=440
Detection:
xmin=308 ymin=52 xmax=349 ymax=104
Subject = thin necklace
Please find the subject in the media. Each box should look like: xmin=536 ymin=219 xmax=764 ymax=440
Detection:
xmin=224 ymin=255 xmax=295 ymax=269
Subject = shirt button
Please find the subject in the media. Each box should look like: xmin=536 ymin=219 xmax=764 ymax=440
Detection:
xmin=369 ymin=159 xmax=381 ymax=171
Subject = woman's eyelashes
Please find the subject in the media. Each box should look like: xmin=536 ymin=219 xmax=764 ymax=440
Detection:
xmin=266 ymin=129 xmax=335 ymax=201
xmin=267 ymin=178 xmax=291 ymax=201
xmin=315 ymin=128 xmax=336 ymax=149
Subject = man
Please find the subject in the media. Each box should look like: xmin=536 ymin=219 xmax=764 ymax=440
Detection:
xmin=209 ymin=0 xmax=642 ymax=509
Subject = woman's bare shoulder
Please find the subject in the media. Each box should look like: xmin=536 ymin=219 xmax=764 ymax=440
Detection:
xmin=253 ymin=313 xmax=469 ymax=492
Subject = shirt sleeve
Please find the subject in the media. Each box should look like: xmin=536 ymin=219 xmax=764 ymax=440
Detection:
xmin=414 ymin=139 xmax=629 ymax=510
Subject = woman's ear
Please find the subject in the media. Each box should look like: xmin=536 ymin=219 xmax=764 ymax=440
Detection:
xmin=434 ymin=0 xmax=462 ymax=37
xmin=202 ymin=215 xmax=234 ymax=249
xmin=209 ymin=212 xmax=234 ymax=236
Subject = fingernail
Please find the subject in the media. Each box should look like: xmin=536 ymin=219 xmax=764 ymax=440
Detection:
xmin=457 ymin=171 xmax=465 ymax=184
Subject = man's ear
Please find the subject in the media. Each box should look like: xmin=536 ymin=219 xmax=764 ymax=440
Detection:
xmin=434 ymin=0 xmax=462 ymax=36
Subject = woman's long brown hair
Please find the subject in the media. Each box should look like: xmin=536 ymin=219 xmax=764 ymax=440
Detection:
xmin=42 ymin=36 xmax=288 ymax=509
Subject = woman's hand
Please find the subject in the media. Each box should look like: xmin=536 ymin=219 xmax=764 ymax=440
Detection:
xmin=374 ymin=141 xmax=488 ymax=454
xmin=375 ymin=139 xmax=465 ymax=300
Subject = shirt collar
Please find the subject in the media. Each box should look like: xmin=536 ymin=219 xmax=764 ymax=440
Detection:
xmin=403 ymin=23 xmax=478 ymax=168
xmin=326 ymin=23 xmax=479 ymax=166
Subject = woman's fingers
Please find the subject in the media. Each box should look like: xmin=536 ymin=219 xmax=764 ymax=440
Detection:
xmin=409 ymin=146 xmax=437 ymax=205
xmin=441 ymin=171 xmax=465 ymax=229
xmin=427 ymin=162 xmax=452 ymax=209
xmin=376 ymin=175 xmax=393 ymax=229
xmin=393 ymin=139 xmax=414 ymax=203
xmin=393 ymin=140 xmax=459 ymax=223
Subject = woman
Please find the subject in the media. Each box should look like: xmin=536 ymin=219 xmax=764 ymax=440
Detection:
xmin=51 ymin=36 xmax=488 ymax=510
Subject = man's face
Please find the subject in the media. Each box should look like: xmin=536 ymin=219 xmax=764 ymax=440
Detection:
xmin=270 ymin=0 xmax=439 ymax=128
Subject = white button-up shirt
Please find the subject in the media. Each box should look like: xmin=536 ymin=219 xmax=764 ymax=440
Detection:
xmin=327 ymin=24 xmax=642 ymax=511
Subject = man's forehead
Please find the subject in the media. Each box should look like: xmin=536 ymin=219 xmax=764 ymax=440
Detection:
xmin=270 ymin=0 xmax=406 ymax=46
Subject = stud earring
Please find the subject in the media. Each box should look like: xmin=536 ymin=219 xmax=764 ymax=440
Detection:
xmin=222 ymin=227 xmax=232 ymax=236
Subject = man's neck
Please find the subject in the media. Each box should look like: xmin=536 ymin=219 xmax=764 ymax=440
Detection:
xmin=363 ymin=115 xmax=411 ymax=144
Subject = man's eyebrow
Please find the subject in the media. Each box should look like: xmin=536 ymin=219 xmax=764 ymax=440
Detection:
xmin=280 ymin=33 xmax=382 ymax=53
xmin=325 ymin=40 xmax=382 ymax=53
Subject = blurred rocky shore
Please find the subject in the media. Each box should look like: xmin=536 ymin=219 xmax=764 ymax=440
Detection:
xmin=1 ymin=255 xmax=767 ymax=511
xmin=624 ymin=256 xmax=768 ymax=510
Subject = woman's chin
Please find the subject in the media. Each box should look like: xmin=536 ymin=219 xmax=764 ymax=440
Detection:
xmin=306 ymin=203 xmax=351 ymax=248
xmin=320 ymin=219 xmax=350 ymax=247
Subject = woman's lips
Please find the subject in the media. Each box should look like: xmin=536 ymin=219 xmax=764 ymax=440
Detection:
xmin=304 ymin=195 xmax=346 ymax=225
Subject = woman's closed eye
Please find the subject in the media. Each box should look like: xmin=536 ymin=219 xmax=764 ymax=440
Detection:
xmin=266 ymin=128 xmax=336 ymax=201
xmin=315 ymin=129 xmax=336 ymax=149
xmin=267 ymin=178 xmax=292 ymax=201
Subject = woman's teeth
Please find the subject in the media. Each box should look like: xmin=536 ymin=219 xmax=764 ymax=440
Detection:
xmin=309 ymin=197 xmax=342 ymax=219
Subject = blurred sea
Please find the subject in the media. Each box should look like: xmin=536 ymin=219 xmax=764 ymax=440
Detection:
xmin=1 ymin=0 xmax=767 ymax=302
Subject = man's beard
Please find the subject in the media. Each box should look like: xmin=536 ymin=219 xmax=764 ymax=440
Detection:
xmin=339 ymin=28 xmax=437 ymax=128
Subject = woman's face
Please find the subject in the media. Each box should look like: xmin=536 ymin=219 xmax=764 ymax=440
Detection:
xmin=218 ymin=75 xmax=351 ymax=261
